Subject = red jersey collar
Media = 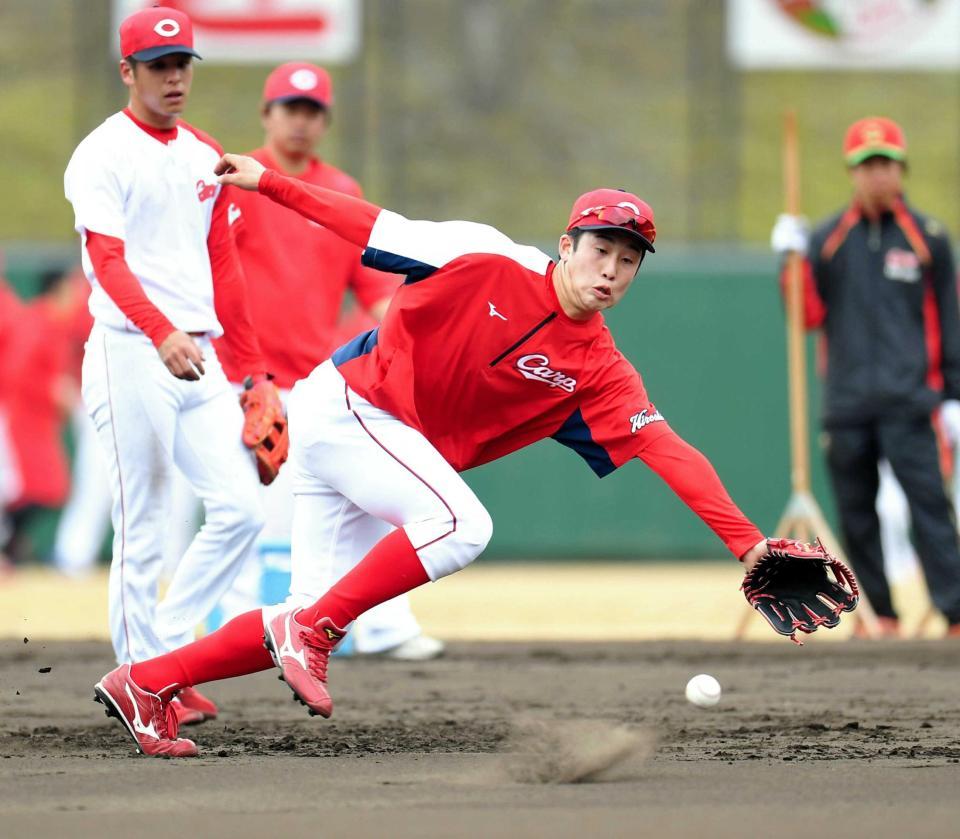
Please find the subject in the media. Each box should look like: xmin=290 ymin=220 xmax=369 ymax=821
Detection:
xmin=122 ymin=108 xmax=178 ymax=144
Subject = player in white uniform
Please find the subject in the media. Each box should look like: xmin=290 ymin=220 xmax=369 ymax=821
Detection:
xmin=63 ymin=6 xmax=275 ymax=724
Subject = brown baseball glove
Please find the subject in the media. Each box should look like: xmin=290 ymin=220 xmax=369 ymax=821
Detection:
xmin=240 ymin=376 xmax=288 ymax=485
xmin=741 ymin=537 xmax=859 ymax=645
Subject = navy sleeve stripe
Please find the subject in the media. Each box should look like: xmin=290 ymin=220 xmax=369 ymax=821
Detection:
xmin=552 ymin=408 xmax=616 ymax=478
xmin=361 ymin=247 xmax=438 ymax=283
xmin=332 ymin=327 xmax=380 ymax=367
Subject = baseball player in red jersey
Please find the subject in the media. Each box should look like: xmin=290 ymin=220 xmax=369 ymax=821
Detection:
xmin=213 ymin=63 xmax=441 ymax=659
xmin=1 ymin=269 xmax=81 ymax=564
xmin=93 ymin=156 xmax=775 ymax=757
xmin=0 ymin=272 xmax=25 ymax=548
xmin=65 ymin=7 xmax=284 ymax=726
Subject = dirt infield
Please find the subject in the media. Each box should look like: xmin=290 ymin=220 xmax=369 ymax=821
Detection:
xmin=2 ymin=638 xmax=959 ymax=837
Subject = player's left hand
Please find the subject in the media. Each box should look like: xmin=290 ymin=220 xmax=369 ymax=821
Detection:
xmin=739 ymin=538 xmax=766 ymax=573
xmin=239 ymin=375 xmax=288 ymax=485
xmin=215 ymin=154 xmax=266 ymax=191
xmin=741 ymin=537 xmax=859 ymax=644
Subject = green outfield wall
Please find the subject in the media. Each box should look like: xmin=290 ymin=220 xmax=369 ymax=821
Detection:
xmin=5 ymin=245 xmax=831 ymax=561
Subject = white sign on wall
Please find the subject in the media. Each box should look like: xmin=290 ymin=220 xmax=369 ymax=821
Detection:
xmin=728 ymin=0 xmax=960 ymax=69
xmin=113 ymin=0 xmax=361 ymax=64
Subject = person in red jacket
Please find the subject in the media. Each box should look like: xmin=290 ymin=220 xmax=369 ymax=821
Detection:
xmin=1 ymin=269 xmax=78 ymax=563
xmin=93 ymin=156 xmax=779 ymax=758
xmin=0 ymin=271 xmax=25 ymax=556
xmin=213 ymin=62 xmax=440 ymax=660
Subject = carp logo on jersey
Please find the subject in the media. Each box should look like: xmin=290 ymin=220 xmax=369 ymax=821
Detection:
xmin=630 ymin=408 xmax=664 ymax=434
xmin=196 ymin=180 xmax=217 ymax=202
xmin=516 ymin=354 xmax=577 ymax=393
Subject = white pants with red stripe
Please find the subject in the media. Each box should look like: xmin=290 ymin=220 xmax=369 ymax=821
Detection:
xmin=266 ymin=360 xmax=492 ymax=621
xmin=82 ymin=324 xmax=264 ymax=663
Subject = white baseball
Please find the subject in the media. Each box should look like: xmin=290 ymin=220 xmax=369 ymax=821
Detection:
xmin=685 ymin=674 xmax=721 ymax=708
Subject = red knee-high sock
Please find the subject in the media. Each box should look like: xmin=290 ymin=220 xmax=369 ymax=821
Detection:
xmin=130 ymin=610 xmax=274 ymax=700
xmin=299 ymin=529 xmax=431 ymax=629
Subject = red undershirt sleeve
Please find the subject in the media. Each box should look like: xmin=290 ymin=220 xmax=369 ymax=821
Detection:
xmin=84 ymin=231 xmax=176 ymax=348
xmin=636 ymin=428 xmax=764 ymax=559
xmin=208 ymin=189 xmax=266 ymax=378
xmin=257 ymin=168 xmax=381 ymax=248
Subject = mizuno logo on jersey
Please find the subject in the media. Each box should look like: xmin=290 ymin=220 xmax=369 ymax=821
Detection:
xmin=516 ymin=354 xmax=577 ymax=393
xmin=630 ymin=409 xmax=664 ymax=434
xmin=227 ymin=203 xmax=241 ymax=225
xmin=488 ymin=302 xmax=507 ymax=321
xmin=196 ymin=180 xmax=217 ymax=202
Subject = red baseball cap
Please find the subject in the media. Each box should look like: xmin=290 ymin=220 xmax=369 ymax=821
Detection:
xmin=566 ymin=188 xmax=656 ymax=253
xmin=119 ymin=6 xmax=201 ymax=61
xmin=263 ymin=62 xmax=334 ymax=109
xmin=843 ymin=117 xmax=906 ymax=167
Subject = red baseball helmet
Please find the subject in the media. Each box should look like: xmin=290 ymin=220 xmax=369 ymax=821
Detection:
xmin=566 ymin=188 xmax=656 ymax=253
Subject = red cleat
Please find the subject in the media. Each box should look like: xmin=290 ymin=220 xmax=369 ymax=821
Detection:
xmin=94 ymin=665 xmax=198 ymax=757
xmin=174 ymin=686 xmax=218 ymax=724
xmin=170 ymin=696 xmax=204 ymax=726
xmin=264 ymin=610 xmax=345 ymax=718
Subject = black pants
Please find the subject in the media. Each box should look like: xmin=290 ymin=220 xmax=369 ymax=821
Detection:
xmin=825 ymin=416 xmax=960 ymax=624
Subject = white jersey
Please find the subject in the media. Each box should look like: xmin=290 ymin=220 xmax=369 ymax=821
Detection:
xmin=64 ymin=111 xmax=225 ymax=337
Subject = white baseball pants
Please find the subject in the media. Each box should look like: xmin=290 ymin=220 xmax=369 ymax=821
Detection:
xmin=197 ymin=384 xmax=427 ymax=652
xmin=82 ymin=324 xmax=264 ymax=663
xmin=265 ymin=360 xmax=492 ymax=623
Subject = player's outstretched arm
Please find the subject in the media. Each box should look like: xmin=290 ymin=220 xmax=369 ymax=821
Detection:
xmin=217 ymin=153 xmax=381 ymax=249
xmin=214 ymin=153 xmax=266 ymax=191
xmin=635 ymin=428 xmax=766 ymax=565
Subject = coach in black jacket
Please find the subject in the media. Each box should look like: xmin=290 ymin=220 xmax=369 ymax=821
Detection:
xmin=771 ymin=116 xmax=960 ymax=637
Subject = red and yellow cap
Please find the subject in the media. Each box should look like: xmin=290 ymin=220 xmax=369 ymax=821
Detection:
xmin=263 ymin=62 xmax=333 ymax=109
xmin=566 ymin=188 xmax=656 ymax=253
xmin=119 ymin=6 xmax=200 ymax=62
xmin=843 ymin=117 xmax=906 ymax=167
